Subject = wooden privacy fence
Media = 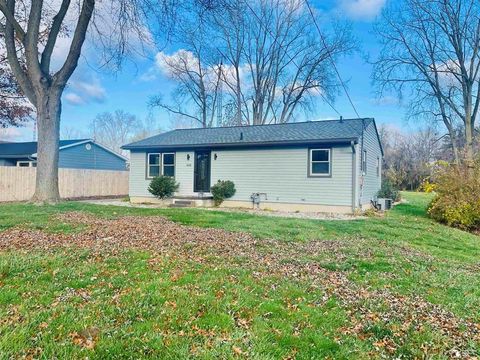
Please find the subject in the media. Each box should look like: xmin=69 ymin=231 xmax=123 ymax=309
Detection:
xmin=0 ymin=167 xmax=129 ymax=202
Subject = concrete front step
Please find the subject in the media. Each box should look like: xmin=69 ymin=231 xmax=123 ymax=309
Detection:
xmin=169 ymin=199 xmax=194 ymax=208
xmin=174 ymin=200 xmax=194 ymax=205
xmin=169 ymin=203 xmax=191 ymax=208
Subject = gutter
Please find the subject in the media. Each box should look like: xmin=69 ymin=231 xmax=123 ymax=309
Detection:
xmin=122 ymin=137 xmax=359 ymax=151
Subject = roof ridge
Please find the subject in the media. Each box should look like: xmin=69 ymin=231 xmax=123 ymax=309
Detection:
xmin=170 ymin=118 xmax=373 ymax=132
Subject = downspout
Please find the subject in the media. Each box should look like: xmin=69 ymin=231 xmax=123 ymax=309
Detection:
xmin=359 ymin=119 xmax=366 ymax=209
xmin=351 ymin=140 xmax=356 ymax=213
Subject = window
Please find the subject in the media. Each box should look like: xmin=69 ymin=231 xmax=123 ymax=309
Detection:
xmin=162 ymin=153 xmax=175 ymax=177
xmin=147 ymin=153 xmax=175 ymax=178
xmin=147 ymin=153 xmax=161 ymax=178
xmin=376 ymin=157 xmax=380 ymax=177
xmin=17 ymin=161 xmax=36 ymax=168
xmin=362 ymin=150 xmax=367 ymax=174
xmin=310 ymin=149 xmax=331 ymax=176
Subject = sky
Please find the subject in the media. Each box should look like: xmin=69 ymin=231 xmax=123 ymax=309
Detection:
xmin=4 ymin=0 xmax=412 ymax=142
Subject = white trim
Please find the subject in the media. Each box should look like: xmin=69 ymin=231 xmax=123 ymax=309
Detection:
xmin=310 ymin=148 xmax=331 ymax=177
xmin=161 ymin=152 xmax=175 ymax=177
xmin=147 ymin=153 xmax=161 ymax=178
xmin=31 ymin=139 xmax=128 ymax=161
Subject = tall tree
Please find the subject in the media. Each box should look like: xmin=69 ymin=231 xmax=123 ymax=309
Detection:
xmin=374 ymin=0 xmax=480 ymax=165
xmin=154 ymin=0 xmax=353 ymax=126
xmin=0 ymin=0 xmax=170 ymax=203
xmin=151 ymin=3 xmax=222 ymax=128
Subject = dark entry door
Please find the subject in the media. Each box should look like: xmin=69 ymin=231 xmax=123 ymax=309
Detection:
xmin=194 ymin=151 xmax=211 ymax=193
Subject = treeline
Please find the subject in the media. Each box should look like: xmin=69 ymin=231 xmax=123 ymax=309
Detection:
xmin=380 ymin=124 xmax=479 ymax=191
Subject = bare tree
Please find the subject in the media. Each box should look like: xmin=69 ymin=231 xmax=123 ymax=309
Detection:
xmin=91 ymin=110 xmax=140 ymax=155
xmin=151 ymin=3 xmax=222 ymax=128
xmin=155 ymin=0 xmax=353 ymax=126
xmin=380 ymin=124 xmax=444 ymax=190
xmin=374 ymin=0 xmax=480 ymax=165
xmin=60 ymin=125 xmax=86 ymax=140
xmin=0 ymin=0 xmax=171 ymax=203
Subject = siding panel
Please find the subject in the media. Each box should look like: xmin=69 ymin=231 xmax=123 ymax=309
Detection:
xmin=129 ymin=146 xmax=354 ymax=206
xmin=59 ymin=143 xmax=127 ymax=171
xmin=211 ymin=147 xmax=353 ymax=206
xmin=129 ymin=151 xmax=194 ymax=197
xmin=359 ymin=122 xmax=382 ymax=205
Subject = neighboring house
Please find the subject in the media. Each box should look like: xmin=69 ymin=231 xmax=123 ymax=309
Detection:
xmin=122 ymin=118 xmax=383 ymax=213
xmin=0 ymin=139 xmax=128 ymax=171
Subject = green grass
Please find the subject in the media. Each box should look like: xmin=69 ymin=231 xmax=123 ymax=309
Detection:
xmin=0 ymin=192 xmax=479 ymax=358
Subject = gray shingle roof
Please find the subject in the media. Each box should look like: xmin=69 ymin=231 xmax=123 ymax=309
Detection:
xmin=0 ymin=139 xmax=90 ymax=157
xmin=123 ymin=118 xmax=374 ymax=150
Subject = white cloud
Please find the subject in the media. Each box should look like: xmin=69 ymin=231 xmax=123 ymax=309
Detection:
xmin=64 ymin=77 xmax=107 ymax=106
xmin=64 ymin=93 xmax=85 ymax=105
xmin=0 ymin=127 xmax=22 ymax=141
xmin=338 ymin=0 xmax=386 ymax=21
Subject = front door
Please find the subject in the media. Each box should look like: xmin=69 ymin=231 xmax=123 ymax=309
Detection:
xmin=194 ymin=151 xmax=211 ymax=193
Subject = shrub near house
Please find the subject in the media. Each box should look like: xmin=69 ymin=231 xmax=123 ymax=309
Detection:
xmin=428 ymin=160 xmax=480 ymax=231
xmin=148 ymin=176 xmax=179 ymax=199
xmin=211 ymin=180 xmax=236 ymax=206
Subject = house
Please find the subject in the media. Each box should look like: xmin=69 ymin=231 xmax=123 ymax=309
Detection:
xmin=122 ymin=118 xmax=383 ymax=213
xmin=0 ymin=139 xmax=128 ymax=171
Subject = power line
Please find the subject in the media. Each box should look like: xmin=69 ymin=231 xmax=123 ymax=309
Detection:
xmin=303 ymin=0 xmax=361 ymax=118
xmin=238 ymin=0 xmax=343 ymax=118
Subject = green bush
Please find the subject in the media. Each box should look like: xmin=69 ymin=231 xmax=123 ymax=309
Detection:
xmin=428 ymin=161 xmax=480 ymax=231
xmin=377 ymin=180 xmax=400 ymax=201
xmin=148 ymin=176 xmax=179 ymax=199
xmin=211 ymin=180 xmax=236 ymax=206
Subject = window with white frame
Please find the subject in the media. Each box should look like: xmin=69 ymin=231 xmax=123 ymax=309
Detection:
xmin=147 ymin=153 xmax=161 ymax=178
xmin=310 ymin=149 xmax=331 ymax=176
xmin=147 ymin=153 xmax=175 ymax=178
xmin=17 ymin=161 xmax=36 ymax=168
xmin=162 ymin=153 xmax=175 ymax=177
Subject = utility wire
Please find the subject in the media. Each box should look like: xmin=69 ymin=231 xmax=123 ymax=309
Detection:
xmin=238 ymin=0 xmax=343 ymax=118
xmin=303 ymin=0 xmax=361 ymax=118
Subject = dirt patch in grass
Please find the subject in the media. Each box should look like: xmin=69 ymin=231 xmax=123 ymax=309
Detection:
xmin=1 ymin=212 xmax=478 ymax=357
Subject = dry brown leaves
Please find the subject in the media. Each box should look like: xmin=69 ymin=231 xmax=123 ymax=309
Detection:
xmin=1 ymin=212 xmax=479 ymax=357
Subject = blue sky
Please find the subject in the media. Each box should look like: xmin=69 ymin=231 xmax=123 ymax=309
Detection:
xmin=8 ymin=0 xmax=411 ymax=142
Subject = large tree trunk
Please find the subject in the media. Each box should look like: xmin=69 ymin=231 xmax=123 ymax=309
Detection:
xmin=464 ymin=105 xmax=475 ymax=168
xmin=31 ymin=90 xmax=62 ymax=204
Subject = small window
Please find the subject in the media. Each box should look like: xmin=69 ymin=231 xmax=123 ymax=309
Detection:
xmin=310 ymin=149 xmax=331 ymax=176
xmin=147 ymin=153 xmax=161 ymax=178
xmin=376 ymin=157 xmax=380 ymax=177
xmin=162 ymin=153 xmax=175 ymax=177
xmin=362 ymin=150 xmax=367 ymax=174
xmin=17 ymin=161 xmax=35 ymax=168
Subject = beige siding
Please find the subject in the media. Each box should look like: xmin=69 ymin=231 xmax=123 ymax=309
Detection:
xmin=211 ymin=146 xmax=353 ymax=206
xmin=359 ymin=122 xmax=382 ymax=205
xmin=0 ymin=167 xmax=128 ymax=202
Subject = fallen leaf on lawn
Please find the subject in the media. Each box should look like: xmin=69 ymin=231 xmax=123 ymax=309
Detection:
xmin=232 ymin=345 xmax=243 ymax=355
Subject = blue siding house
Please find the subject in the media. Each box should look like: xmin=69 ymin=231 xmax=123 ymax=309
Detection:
xmin=0 ymin=139 xmax=128 ymax=171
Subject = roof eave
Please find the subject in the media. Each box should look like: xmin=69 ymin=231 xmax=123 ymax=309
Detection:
xmin=0 ymin=154 xmax=33 ymax=158
xmin=122 ymin=137 xmax=359 ymax=150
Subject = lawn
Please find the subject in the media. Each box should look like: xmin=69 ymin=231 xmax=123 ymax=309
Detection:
xmin=0 ymin=192 xmax=478 ymax=359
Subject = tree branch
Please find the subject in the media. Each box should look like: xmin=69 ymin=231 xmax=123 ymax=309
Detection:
xmin=54 ymin=0 xmax=94 ymax=87
xmin=40 ymin=0 xmax=71 ymax=74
